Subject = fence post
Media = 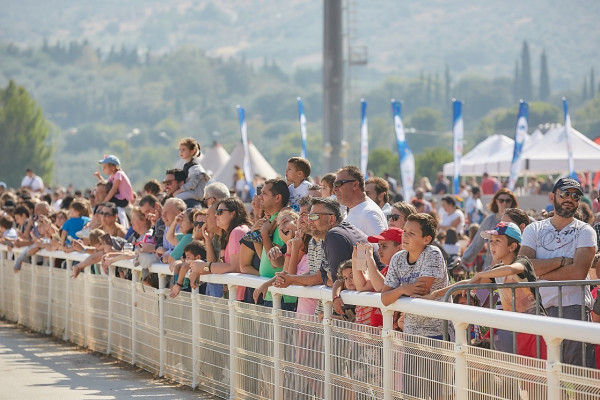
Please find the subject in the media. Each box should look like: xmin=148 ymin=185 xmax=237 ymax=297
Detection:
xmin=322 ymin=299 xmax=333 ymax=400
xmin=158 ymin=273 xmax=166 ymax=377
xmin=46 ymin=256 xmax=54 ymax=335
xmin=272 ymin=293 xmax=283 ymax=400
xmin=228 ymin=284 xmax=238 ymax=399
xmin=131 ymin=269 xmax=138 ymax=366
xmin=0 ymin=250 xmax=5 ymax=316
xmin=15 ymin=256 xmax=21 ymax=324
xmin=382 ymin=309 xmax=394 ymax=400
xmin=107 ymin=265 xmax=115 ymax=355
xmin=453 ymin=322 xmax=469 ymax=400
xmin=83 ymin=264 xmax=90 ymax=348
xmin=191 ymin=287 xmax=199 ymax=389
xmin=545 ymin=336 xmax=563 ymax=400
xmin=64 ymin=259 xmax=72 ymax=341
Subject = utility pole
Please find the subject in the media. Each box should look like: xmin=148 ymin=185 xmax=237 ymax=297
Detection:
xmin=323 ymin=0 xmax=344 ymax=172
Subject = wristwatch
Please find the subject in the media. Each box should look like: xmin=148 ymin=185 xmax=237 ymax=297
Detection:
xmin=203 ymin=262 xmax=212 ymax=273
xmin=174 ymin=282 xmax=181 ymax=287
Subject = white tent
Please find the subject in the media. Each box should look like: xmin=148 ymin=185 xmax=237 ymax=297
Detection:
xmin=443 ymin=134 xmax=515 ymax=176
xmin=519 ymin=126 xmax=600 ymax=174
xmin=199 ymin=142 xmax=230 ymax=176
xmin=211 ymin=141 xmax=279 ymax=188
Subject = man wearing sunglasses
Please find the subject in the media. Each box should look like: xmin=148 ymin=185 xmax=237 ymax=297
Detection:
xmin=333 ymin=166 xmax=387 ymax=238
xmin=520 ymin=178 xmax=596 ymax=367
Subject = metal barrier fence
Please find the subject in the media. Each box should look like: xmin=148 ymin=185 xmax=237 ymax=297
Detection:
xmin=1 ymin=246 xmax=600 ymax=400
xmin=441 ymin=280 xmax=600 ymax=357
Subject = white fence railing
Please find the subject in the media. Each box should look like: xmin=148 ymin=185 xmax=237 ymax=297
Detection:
xmin=1 ymin=246 xmax=600 ymax=399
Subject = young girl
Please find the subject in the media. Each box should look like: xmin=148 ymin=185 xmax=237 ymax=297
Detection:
xmin=95 ymin=155 xmax=134 ymax=208
xmin=173 ymin=138 xmax=210 ymax=205
xmin=425 ymin=221 xmax=547 ymax=359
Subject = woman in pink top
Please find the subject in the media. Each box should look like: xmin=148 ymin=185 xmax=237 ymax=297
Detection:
xmin=190 ymin=198 xmax=251 ymax=300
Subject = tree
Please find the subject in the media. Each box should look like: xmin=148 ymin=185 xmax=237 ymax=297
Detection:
xmin=513 ymin=60 xmax=520 ymax=101
xmin=0 ymin=80 xmax=53 ymax=187
xmin=590 ymin=68 xmax=595 ymax=99
xmin=366 ymin=148 xmax=399 ymax=179
xmin=520 ymin=41 xmax=533 ymax=100
xmin=415 ymin=147 xmax=453 ymax=184
xmin=539 ymin=49 xmax=550 ymax=101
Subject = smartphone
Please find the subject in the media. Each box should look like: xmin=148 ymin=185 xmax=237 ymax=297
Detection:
xmin=101 ymin=233 xmax=113 ymax=246
xmin=256 ymin=185 xmax=263 ymax=196
xmin=356 ymin=246 xmax=368 ymax=271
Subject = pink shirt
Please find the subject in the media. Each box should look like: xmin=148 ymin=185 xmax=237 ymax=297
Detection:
xmin=295 ymin=254 xmax=318 ymax=315
xmin=109 ymin=170 xmax=134 ymax=202
xmin=225 ymin=225 xmax=250 ymax=301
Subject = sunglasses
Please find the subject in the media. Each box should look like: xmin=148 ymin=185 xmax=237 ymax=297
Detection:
xmin=97 ymin=211 xmax=114 ymax=216
xmin=307 ymin=212 xmax=334 ymax=221
xmin=556 ymin=189 xmax=582 ymax=202
xmin=333 ymin=179 xmax=357 ymax=188
xmin=193 ymin=221 xmax=205 ymax=228
xmin=215 ymin=208 xmax=233 ymax=215
xmin=496 ymin=198 xmax=513 ymax=204
xmin=387 ymin=214 xmax=401 ymax=221
xmin=162 ymin=179 xmax=175 ymax=185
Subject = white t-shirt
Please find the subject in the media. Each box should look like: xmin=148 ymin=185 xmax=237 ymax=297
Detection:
xmin=344 ymin=197 xmax=387 ymax=237
xmin=384 ymin=245 xmax=449 ymax=336
xmin=288 ymin=180 xmax=311 ymax=209
xmin=440 ymin=209 xmax=465 ymax=235
xmin=465 ymin=197 xmax=484 ymax=222
xmin=521 ymin=218 xmax=596 ymax=308
xmin=21 ymin=175 xmax=44 ymax=191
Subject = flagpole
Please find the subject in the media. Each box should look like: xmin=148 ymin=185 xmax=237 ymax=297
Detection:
xmin=237 ymin=105 xmax=255 ymax=197
xmin=562 ymin=97 xmax=577 ymax=180
xmin=391 ymin=99 xmax=415 ymax=201
xmin=508 ymin=100 xmax=529 ymax=191
xmin=297 ymin=97 xmax=307 ymax=159
xmin=452 ymin=99 xmax=464 ymax=195
xmin=360 ymin=99 xmax=368 ymax=179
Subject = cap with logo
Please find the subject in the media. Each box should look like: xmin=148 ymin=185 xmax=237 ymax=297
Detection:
xmin=480 ymin=221 xmax=522 ymax=243
xmin=552 ymin=178 xmax=582 ymax=195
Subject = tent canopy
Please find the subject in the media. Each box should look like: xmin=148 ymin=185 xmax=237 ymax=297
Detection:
xmin=199 ymin=142 xmax=230 ymax=176
xmin=442 ymin=126 xmax=599 ymax=177
xmin=211 ymin=141 xmax=279 ymax=188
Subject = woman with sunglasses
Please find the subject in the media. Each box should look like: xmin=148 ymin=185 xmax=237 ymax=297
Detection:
xmin=165 ymin=207 xmax=195 ymax=265
xmin=462 ymin=188 xmax=518 ymax=273
xmin=190 ymin=198 xmax=251 ymax=300
xmin=387 ymin=201 xmax=417 ymax=230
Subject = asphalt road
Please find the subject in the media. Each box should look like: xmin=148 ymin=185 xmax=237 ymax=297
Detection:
xmin=0 ymin=321 xmax=213 ymax=400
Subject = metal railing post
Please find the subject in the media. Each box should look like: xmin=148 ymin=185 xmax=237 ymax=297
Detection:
xmin=322 ymin=299 xmax=333 ymax=400
xmin=15 ymin=256 xmax=21 ymax=324
xmin=272 ymin=293 xmax=283 ymax=400
xmin=158 ymin=273 xmax=166 ymax=377
xmin=382 ymin=309 xmax=394 ymax=400
xmin=191 ymin=287 xmax=199 ymax=389
xmin=131 ymin=269 xmax=138 ymax=365
xmin=83 ymin=264 xmax=90 ymax=347
xmin=64 ymin=259 xmax=72 ymax=341
xmin=453 ymin=322 xmax=469 ymax=400
xmin=228 ymin=284 xmax=238 ymax=400
xmin=545 ymin=336 xmax=563 ymax=400
xmin=0 ymin=250 xmax=5 ymax=316
xmin=46 ymin=256 xmax=54 ymax=335
xmin=107 ymin=265 xmax=115 ymax=355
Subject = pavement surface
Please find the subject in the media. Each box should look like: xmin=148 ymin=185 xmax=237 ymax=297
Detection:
xmin=0 ymin=321 xmax=213 ymax=400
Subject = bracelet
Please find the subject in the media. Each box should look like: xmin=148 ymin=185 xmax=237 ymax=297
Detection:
xmin=208 ymin=262 xmax=212 ymax=273
xmin=332 ymin=295 xmax=341 ymax=302
xmin=174 ymin=282 xmax=181 ymax=287
xmin=284 ymin=253 xmax=292 ymax=257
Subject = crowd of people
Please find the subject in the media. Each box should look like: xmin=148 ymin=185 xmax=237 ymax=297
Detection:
xmin=1 ymin=138 xmax=600 ymax=382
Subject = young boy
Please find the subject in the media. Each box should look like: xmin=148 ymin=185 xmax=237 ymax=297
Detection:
xmin=381 ymin=213 xmax=449 ymax=399
xmin=286 ymin=157 xmax=311 ymax=210
xmin=171 ymin=240 xmax=207 ymax=298
xmin=426 ymin=221 xmax=547 ymax=358
xmin=60 ymin=199 xmax=91 ymax=247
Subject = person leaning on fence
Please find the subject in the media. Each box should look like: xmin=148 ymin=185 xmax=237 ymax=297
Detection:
xmin=380 ymin=212 xmax=451 ymax=399
xmin=520 ymin=178 xmax=596 ymax=367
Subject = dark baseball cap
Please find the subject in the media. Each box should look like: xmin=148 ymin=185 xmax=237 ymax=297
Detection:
xmin=553 ymin=178 xmax=583 ymax=195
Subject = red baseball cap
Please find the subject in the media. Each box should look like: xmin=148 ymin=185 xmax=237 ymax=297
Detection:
xmin=367 ymin=228 xmax=403 ymax=244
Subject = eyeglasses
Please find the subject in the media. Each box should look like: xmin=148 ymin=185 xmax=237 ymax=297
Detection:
xmin=307 ymin=212 xmax=334 ymax=221
xmin=556 ymin=189 xmax=582 ymax=202
xmin=387 ymin=214 xmax=401 ymax=221
xmin=215 ymin=208 xmax=234 ymax=215
xmin=333 ymin=179 xmax=357 ymax=188
xmin=193 ymin=221 xmax=205 ymax=228
xmin=97 ymin=211 xmax=114 ymax=216
xmin=496 ymin=198 xmax=513 ymax=204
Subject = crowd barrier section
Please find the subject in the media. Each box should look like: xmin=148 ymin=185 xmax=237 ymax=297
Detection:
xmin=1 ymin=246 xmax=600 ymax=400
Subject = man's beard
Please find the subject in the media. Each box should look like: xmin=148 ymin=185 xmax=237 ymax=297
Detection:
xmin=554 ymin=198 xmax=577 ymax=218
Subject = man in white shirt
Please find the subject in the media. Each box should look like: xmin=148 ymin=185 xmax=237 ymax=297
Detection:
xmin=520 ymin=178 xmax=596 ymax=367
xmin=333 ymin=165 xmax=387 ymax=237
xmin=365 ymin=177 xmax=393 ymax=217
xmin=20 ymin=168 xmax=44 ymax=193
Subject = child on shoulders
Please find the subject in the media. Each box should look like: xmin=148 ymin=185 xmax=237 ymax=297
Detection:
xmin=286 ymin=157 xmax=312 ymax=210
